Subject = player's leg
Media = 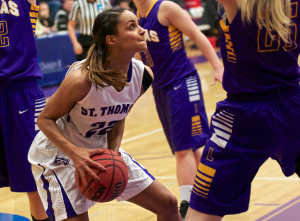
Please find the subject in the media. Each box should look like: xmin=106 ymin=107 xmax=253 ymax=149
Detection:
xmin=186 ymin=208 xmax=222 ymax=221
xmin=118 ymin=149 xmax=181 ymax=221
xmin=167 ymin=73 xmax=209 ymax=219
xmin=27 ymin=191 xmax=49 ymax=221
xmin=29 ymin=142 xmax=97 ymax=221
xmin=186 ymin=94 xmax=292 ymax=220
xmin=1 ymin=80 xmax=49 ymax=220
xmin=128 ymin=180 xmax=182 ymax=221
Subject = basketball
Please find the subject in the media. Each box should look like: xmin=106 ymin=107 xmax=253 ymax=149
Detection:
xmin=77 ymin=149 xmax=129 ymax=203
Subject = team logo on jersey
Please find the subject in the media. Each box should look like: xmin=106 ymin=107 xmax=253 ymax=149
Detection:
xmin=53 ymin=155 xmax=70 ymax=166
xmin=0 ymin=0 xmax=19 ymax=16
xmin=81 ymin=104 xmax=132 ymax=117
xmin=144 ymin=29 xmax=160 ymax=42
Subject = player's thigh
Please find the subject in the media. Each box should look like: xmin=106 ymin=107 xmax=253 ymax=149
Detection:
xmin=127 ymin=179 xmax=178 ymax=214
xmin=166 ymin=73 xmax=209 ymax=151
xmin=189 ymin=98 xmax=286 ymax=216
xmin=1 ymin=81 xmax=45 ymax=192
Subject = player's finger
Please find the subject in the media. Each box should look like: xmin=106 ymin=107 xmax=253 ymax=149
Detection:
xmin=211 ymin=78 xmax=216 ymax=86
xmin=90 ymin=160 xmax=106 ymax=172
xmin=217 ymin=76 xmax=223 ymax=83
xmin=85 ymin=165 xmax=101 ymax=182
xmin=79 ymin=168 xmax=89 ymax=188
xmin=90 ymin=148 xmax=105 ymax=157
xmin=75 ymin=170 xmax=81 ymax=187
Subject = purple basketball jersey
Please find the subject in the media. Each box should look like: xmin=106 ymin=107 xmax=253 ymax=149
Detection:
xmin=219 ymin=0 xmax=300 ymax=95
xmin=0 ymin=0 xmax=42 ymax=81
xmin=137 ymin=0 xmax=197 ymax=89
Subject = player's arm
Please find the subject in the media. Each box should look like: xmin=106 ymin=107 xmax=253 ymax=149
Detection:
xmin=158 ymin=1 xmax=224 ymax=85
xmin=107 ymin=118 xmax=126 ymax=153
xmin=37 ymin=69 xmax=105 ymax=187
xmin=27 ymin=0 xmax=36 ymax=6
xmin=68 ymin=2 xmax=83 ymax=55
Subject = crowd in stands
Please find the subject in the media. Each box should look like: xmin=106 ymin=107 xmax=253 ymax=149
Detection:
xmin=35 ymin=0 xmax=218 ymax=38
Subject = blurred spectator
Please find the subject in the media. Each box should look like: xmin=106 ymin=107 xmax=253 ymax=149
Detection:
xmin=199 ymin=0 xmax=218 ymax=37
xmin=115 ymin=0 xmax=130 ymax=10
xmin=54 ymin=0 xmax=74 ymax=31
xmin=68 ymin=0 xmax=111 ymax=61
xmin=47 ymin=0 xmax=63 ymax=21
xmin=36 ymin=2 xmax=56 ymax=35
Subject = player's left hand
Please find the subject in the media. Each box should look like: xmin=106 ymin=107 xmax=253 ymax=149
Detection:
xmin=211 ymin=66 xmax=224 ymax=86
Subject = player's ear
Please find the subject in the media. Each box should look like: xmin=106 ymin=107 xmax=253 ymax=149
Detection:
xmin=106 ymin=35 xmax=117 ymax=46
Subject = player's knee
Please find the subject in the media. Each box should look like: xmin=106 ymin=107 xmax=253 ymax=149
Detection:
xmin=157 ymin=192 xmax=178 ymax=216
xmin=27 ymin=191 xmax=41 ymax=201
xmin=294 ymin=154 xmax=300 ymax=178
xmin=175 ymin=149 xmax=193 ymax=159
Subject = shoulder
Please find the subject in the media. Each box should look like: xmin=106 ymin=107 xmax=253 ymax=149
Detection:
xmin=158 ymin=1 xmax=183 ymax=25
xmin=132 ymin=57 xmax=145 ymax=71
xmin=159 ymin=1 xmax=182 ymax=14
xmin=60 ymin=68 xmax=92 ymax=102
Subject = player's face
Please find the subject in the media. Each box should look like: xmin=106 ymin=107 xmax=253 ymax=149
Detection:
xmin=115 ymin=10 xmax=147 ymax=53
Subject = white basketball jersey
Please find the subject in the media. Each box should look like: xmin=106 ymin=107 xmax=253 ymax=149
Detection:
xmin=56 ymin=58 xmax=144 ymax=149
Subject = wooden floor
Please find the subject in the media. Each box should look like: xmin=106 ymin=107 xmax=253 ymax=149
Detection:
xmin=1 ymin=46 xmax=299 ymax=221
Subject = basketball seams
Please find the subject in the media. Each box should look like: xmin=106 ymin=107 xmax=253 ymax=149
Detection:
xmin=101 ymin=150 xmax=115 ymax=201
xmin=94 ymin=158 xmax=126 ymax=167
xmin=81 ymin=170 xmax=102 ymax=195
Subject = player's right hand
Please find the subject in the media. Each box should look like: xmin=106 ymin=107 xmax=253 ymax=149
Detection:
xmin=71 ymin=147 xmax=106 ymax=188
xmin=74 ymin=42 xmax=83 ymax=55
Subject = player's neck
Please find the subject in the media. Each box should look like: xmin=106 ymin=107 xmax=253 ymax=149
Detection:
xmin=105 ymin=52 xmax=133 ymax=74
xmin=135 ymin=0 xmax=154 ymax=18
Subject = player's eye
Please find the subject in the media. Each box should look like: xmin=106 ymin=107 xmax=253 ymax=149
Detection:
xmin=129 ymin=24 xmax=135 ymax=30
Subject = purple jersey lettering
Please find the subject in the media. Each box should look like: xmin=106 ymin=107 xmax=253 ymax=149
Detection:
xmin=137 ymin=0 xmax=197 ymax=89
xmin=219 ymin=0 xmax=300 ymax=95
xmin=0 ymin=0 xmax=42 ymax=81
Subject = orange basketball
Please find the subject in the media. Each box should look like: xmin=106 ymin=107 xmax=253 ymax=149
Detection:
xmin=77 ymin=149 xmax=129 ymax=202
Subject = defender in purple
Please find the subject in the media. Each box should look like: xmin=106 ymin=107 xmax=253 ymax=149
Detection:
xmin=187 ymin=0 xmax=300 ymax=220
xmin=134 ymin=0 xmax=223 ymax=219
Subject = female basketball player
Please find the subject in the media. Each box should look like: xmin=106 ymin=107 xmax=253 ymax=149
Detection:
xmin=28 ymin=8 xmax=182 ymax=221
xmin=185 ymin=0 xmax=300 ymax=220
xmin=0 ymin=0 xmax=49 ymax=220
xmin=133 ymin=0 xmax=224 ymax=218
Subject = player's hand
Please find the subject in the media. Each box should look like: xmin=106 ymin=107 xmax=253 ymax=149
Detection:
xmin=71 ymin=147 xmax=106 ymax=188
xmin=74 ymin=42 xmax=83 ymax=55
xmin=211 ymin=66 xmax=224 ymax=86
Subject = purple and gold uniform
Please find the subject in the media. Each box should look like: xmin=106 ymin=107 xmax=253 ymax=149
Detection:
xmin=190 ymin=1 xmax=300 ymax=216
xmin=137 ymin=0 xmax=209 ymax=153
xmin=0 ymin=0 xmax=45 ymax=192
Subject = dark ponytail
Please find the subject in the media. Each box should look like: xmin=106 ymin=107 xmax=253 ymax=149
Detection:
xmin=82 ymin=8 xmax=128 ymax=91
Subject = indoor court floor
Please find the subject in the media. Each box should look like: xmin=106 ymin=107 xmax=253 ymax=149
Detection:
xmin=0 ymin=46 xmax=300 ymax=221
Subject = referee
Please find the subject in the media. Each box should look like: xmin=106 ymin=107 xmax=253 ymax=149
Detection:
xmin=68 ymin=0 xmax=111 ymax=61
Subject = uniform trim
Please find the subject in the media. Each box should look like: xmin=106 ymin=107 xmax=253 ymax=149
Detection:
xmin=39 ymin=165 xmax=55 ymax=220
xmin=137 ymin=0 xmax=158 ymax=20
xmin=121 ymin=152 xmax=155 ymax=181
xmin=39 ymin=164 xmax=77 ymax=220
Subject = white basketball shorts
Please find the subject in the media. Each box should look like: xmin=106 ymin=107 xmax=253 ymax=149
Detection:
xmin=28 ymin=133 xmax=154 ymax=221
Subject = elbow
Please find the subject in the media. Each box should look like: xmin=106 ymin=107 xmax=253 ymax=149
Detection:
xmin=36 ymin=115 xmax=43 ymax=130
